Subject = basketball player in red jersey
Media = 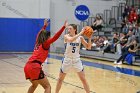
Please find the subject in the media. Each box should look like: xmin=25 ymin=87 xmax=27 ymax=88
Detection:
xmin=24 ymin=19 xmax=67 ymax=93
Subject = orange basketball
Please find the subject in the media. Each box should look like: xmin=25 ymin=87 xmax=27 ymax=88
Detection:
xmin=83 ymin=26 xmax=94 ymax=38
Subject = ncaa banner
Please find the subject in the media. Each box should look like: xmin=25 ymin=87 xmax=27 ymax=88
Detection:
xmin=75 ymin=5 xmax=90 ymax=21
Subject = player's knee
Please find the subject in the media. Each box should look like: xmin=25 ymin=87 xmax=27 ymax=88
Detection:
xmin=43 ymin=84 xmax=51 ymax=90
xmin=58 ymin=77 xmax=64 ymax=83
xmin=79 ymin=76 xmax=86 ymax=82
xmin=47 ymin=85 xmax=51 ymax=90
xmin=31 ymin=84 xmax=38 ymax=89
xmin=81 ymin=77 xmax=86 ymax=81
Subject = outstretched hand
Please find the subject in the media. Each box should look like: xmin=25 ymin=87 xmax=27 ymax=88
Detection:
xmin=44 ymin=19 xmax=49 ymax=26
xmin=64 ymin=20 xmax=68 ymax=27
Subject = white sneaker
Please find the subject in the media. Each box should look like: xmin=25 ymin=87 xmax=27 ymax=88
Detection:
xmin=114 ymin=61 xmax=117 ymax=64
xmin=117 ymin=61 xmax=122 ymax=65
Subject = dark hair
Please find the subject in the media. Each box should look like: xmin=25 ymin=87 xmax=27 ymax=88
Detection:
xmin=69 ymin=24 xmax=77 ymax=34
xmin=36 ymin=30 xmax=50 ymax=46
xmin=114 ymin=32 xmax=118 ymax=35
xmin=97 ymin=15 xmax=102 ymax=19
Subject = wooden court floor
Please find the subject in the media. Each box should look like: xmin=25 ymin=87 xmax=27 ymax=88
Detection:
xmin=0 ymin=53 xmax=140 ymax=93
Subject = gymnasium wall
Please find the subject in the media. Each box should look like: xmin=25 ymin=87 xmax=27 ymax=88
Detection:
xmin=50 ymin=0 xmax=125 ymax=52
xmin=0 ymin=0 xmax=126 ymax=52
xmin=0 ymin=0 xmax=50 ymax=52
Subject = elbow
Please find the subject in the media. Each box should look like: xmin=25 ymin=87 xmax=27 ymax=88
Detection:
xmin=87 ymin=47 xmax=91 ymax=50
xmin=86 ymin=45 xmax=92 ymax=50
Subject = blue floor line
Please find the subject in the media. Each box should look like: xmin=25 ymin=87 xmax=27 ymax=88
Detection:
xmin=48 ymin=54 xmax=140 ymax=77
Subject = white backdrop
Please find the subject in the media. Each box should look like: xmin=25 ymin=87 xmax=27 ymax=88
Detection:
xmin=0 ymin=0 xmax=50 ymax=18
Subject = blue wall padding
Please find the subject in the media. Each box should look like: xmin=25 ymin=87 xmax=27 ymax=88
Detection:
xmin=0 ymin=18 xmax=50 ymax=52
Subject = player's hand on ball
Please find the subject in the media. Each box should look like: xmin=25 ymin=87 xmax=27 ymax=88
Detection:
xmin=83 ymin=26 xmax=94 ymax=38
xmin=80 ymin=27 xmax=86 ymax=35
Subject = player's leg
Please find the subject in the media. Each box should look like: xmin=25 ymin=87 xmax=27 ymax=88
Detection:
xmin=77 ymin=71 xmax=90 ymax=93
xmin=74 ymin=59 xmax=90 ymax=93
xmin=55 ymin=71 xmax=66 ymax=93
xmin=28 ymin=79 xmax=38 ymax=93
xmin=55 ymin=58 xmax=70 ymax=93
xmin=34 ymin=69 xmax=51 ymax=93
xmin=38 ymin=77 xmax=51 ymax=93
xmin=24 ymin=63 xmax=39 ymax=93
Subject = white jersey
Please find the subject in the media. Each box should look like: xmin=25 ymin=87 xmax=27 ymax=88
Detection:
xmin=64 ymin=36 xmax=81 ymax=58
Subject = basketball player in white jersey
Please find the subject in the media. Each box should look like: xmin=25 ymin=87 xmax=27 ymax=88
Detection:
xmin=55 ymin=24 xmax=92 ymax=93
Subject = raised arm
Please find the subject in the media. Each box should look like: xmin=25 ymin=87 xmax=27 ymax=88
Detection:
xmin=36 ymin=19 xmax=49 ymax=42
xmin=41 ymin=19 xmax=48 ymax=30
xmin=43 ymin=21 xmax=68 ymax=47
xmin=47 ymin=26 xmax=65 ymax=43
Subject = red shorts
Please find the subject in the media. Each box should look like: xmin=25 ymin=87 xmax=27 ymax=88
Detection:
xmin=24 ymin=61 xmax=45 ymax=81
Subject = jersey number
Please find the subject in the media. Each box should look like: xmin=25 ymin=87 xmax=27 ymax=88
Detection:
xmin=72 ymin=47 xmax=76 ymax=53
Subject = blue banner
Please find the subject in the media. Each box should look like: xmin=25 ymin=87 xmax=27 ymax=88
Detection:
xmin=75 ymin=5 xmax=90 ymax=21
xmin=0 ymin=18 xmax=50 ymax=52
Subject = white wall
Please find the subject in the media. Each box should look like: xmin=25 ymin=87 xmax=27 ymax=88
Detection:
xmin=0 ymin=0 xmax=50 ymax=18
xmin=0 ymin=0 xmax=125 ymax=52
xmin=50 ymin=0 xmax=120 ymax=52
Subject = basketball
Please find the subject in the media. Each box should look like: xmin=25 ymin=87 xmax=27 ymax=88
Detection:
xmin=83 ymin=26 xmax=94 ymax=38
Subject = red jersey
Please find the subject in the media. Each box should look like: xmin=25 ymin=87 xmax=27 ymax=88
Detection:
xmin=129 ymin=12 xmax=138 ymax=23
xmin=28 ymin=25 xmax=65 ymax=63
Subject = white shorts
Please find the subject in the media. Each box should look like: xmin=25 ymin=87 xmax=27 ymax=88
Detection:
xmin=61 ymin=57 xmax=84 ymax=73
